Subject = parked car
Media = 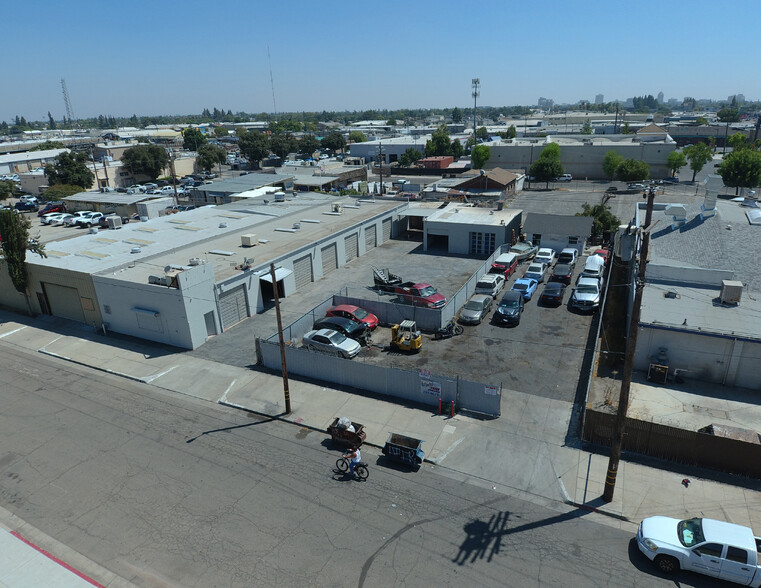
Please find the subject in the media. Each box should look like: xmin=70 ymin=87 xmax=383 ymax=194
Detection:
xmin=511 ymin=278 xmax=538 ymax=301
xmin=628 ymin=183 xmax=646 ymax=190
xmin=41 ymin=212 xmax=68 ymax=225
xmin=326 ymin=304 xmax=379 ymax=330
xmin=508 ymin=241 xmax=538 ymax=261
xmin=489 ymin=252 xmax=519 ymax=278
xmin=63 ymin=211 xmax=95 ymax=226
xmin=570 ymin=277 xmax=601 ymax=311
xmin=37 ymin=202 xmax=66 ymax=217
xmin=178 ymin=204 xmax=196 ymax=211
xmin=539 ymin=282 xmax=566 ymax=306
xmin=555 ymin=173 xmax=573 ymax=182
xmin=493 ymin=290 xmax=524 ymax=326
xmin=557 ymin=248 xmax=578 ymax=266
xmin=593 ymin=248 xmax=610 ymax=265
xmin=524 ymin=262 xmax=548 ymax=283
xmin=637 ymin=515 xmax=761 ymax=581
xmin=534 ymin=248 xmax=556 ymax=267
xmin=663 ymin=176 xmax=680 ymax=183
xmin=581 ymin=254 xmax=606 ymax=281
xmin=14 ymin=201 xmax=38 ymax=212
xmin=474 ymin=273 xmax=505 ymax=298
xmin=49 ymin=213 xmax=75 ymax=226
xmin=73 ymin=211 xmax=105 ymax=228
xmin=312 ymin=316 xmax=369 ymax=343
xmin=459 ymin=294 xmax=493 ymax=325
xmin=551 ymin=263 xmax=575 ymax=285
xmin=302 ymin=328 xmax=361 ymax=358
xmin=143 ymin=183 xmax=158 ymax=191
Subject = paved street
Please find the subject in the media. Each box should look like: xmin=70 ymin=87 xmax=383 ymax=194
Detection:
xmin=0 ymin=344 xmax=713 ymax=587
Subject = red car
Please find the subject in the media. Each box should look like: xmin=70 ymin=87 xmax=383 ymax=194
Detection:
xmin=326 ymin=305 xmax=379 ymax=330
xmin=593 ymin=248 xmax=610 ymax=265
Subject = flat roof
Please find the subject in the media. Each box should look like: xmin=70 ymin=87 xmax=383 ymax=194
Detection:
xmin=640 ymin=282 xmax=761 ymax=341
xmin=193 ymin=173 xmax=295 ymax=194
xmin=63 ymin=192 xmax=158 ymax=205
xmin=425 ymin=203 xmax=521 ymax=226
xmin=33 ymin=194 xmax=402 ymax=284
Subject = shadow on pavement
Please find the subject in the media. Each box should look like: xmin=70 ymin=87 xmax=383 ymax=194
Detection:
xmin=185 ymin=415 xmax=279 ymax=443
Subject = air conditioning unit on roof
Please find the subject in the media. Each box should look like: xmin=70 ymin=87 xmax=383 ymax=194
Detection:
xmin=720 ymin=280 xmax=743 ymax=305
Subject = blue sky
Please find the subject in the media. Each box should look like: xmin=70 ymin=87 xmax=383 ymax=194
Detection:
xmin=4 ymin=0 xmax=759 ymax=122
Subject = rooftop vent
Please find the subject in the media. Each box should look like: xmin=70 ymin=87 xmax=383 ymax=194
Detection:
xmin=664 ymin=204 xmax=687 ymax=229
xmin=130 ymin=247 xmax=141 ymax=254
xmin=720 ymin=280 xmax=743 ymax=305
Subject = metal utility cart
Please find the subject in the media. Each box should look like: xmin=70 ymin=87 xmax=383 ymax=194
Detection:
xmin=372 ymin=266 xmax=402 ymax=292
xmin=327 ymin=417 xmax=367 ymax=447
xmin=382 ymin=432 xmax=424 ymax=470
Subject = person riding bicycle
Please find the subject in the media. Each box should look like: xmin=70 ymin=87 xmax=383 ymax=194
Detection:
xmin=343 ymin=446 xmax=361 ymax=476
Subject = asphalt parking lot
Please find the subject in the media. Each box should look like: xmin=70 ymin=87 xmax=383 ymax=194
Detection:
xmin=191 ymin=236 xmax=599 ymax=405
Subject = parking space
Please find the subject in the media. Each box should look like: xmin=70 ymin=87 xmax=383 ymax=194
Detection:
xmin=191 ymin=235 xmax=599 ymax=405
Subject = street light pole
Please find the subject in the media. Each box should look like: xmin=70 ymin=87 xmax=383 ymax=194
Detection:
xmin=602 ymin=187 xmax=656 ymax=503
xmin=271 ymin=263 xmax=291 ymax=415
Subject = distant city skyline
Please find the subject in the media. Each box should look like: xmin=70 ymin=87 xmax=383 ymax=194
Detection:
xmin=4 ymin=0 xmax=759 ymax=122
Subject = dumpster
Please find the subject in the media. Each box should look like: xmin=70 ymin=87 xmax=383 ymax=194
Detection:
xmin=382 ymin=433 xmax=424 ymax=469
xmin=327 ymin=417 xmax=366 ymax=447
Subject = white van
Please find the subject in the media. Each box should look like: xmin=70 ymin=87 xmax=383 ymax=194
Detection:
xmin=474 ymin=273 xmax=506 ymax=298
xmin=581 ymin=254 xmax=606 ymax=280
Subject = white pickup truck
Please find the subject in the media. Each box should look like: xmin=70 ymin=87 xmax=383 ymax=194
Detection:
xmin=638 ymin=516 xmax=761 ymax=585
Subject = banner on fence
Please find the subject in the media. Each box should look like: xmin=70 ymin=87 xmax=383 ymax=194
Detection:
xmin=485 ymin=385 xmax=499 ymax=396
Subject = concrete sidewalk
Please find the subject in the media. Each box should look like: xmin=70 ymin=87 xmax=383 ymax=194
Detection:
xmin=2 ymin=310 xmax=761 ymax=538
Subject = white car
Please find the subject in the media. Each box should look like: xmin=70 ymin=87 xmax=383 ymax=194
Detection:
xmin=555 ymin=174 xmax=573 ymax=181
xmin=474 ymin=273 xmax=506 ymax=298
xmin=49 ymin=213 xmax=75 ymax=226
xmin=41 ymin=212 xmax=68 ymax=225
xmin=302 ymin=328 xmax=361 ymax=359
xmin=63 ymin=211 xmax=95 ymax=226
xmin=535 ymin=248 xmax=556 ymax=267
xmin=524 ymin=262 xmax=548 ymax=283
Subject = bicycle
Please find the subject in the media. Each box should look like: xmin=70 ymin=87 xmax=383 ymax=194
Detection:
xmin=336 ymin=456 xmax=369 ymax=481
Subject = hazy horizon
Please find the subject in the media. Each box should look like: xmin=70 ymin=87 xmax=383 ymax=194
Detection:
xmin=5 ymin=0 xmax=759 ymax=122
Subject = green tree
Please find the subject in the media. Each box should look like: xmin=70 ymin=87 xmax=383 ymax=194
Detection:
xmin=197 ymin=144 xmax=227 ymax=172
xmin=424 ymin=124 xmax=452 ymax=157
xmin=0 ymin=179 xmax=16 ymax=201
xmin=475 ymin=126 xmax=489 ymax=141
xmin=298 ymin=135 xmax=320 ymax=156
xmin=683 ymin=143 xmax=713 ymax=181
xmin=451 ymin=107 xmax=462 ymax=123
xmin=320 ymin=131 xmax=346 ymax=153
xmin=386 ymin=119 xmax=397 ymax=126
xmin=718 ymin=107 xmax=740 ymax=153
xmin=47 ymin=111 xmax=56 ymax=130
xmin=0 ymin=209 xmax=46 ymax=312
xmin=621 ymin=122 xmax=634 ymax=134
xmin=506 ymin=124 xmax=517 ymax=139
xmin=348 ymin=131 xmax=367 ymax=143
xmin=581 ymin=120 xmax=593 ymax=135
xmin=238 ymin=131 xmax=270 ymax=168
xmin=121 ymin=145 xmax=169 ymax=180
xmin=213 ymin=127 xmax=229 ymax=138
xmin=451 ymin=137 xmax=464 ymax=159
xmin=728 ymin=132 xmax=751 ymax=152
xmin=615 ymin=158 xmax=650 ymax=182
xmin=471 ymin=144 xmax=491 ymax=169
xmin=270 ymin=133 xmax=297 ymax=159
xmin=30 ymin=140 xmax=65 ymax=152
xmin=44 ymin=152 xmax=94 ymax=189
xmin=182 ymin=127 xmax=207 ymax=151
xmin=717 ymin=149 xmax=761 ymax=195
xmin=42 ymin=184 xmax=82 ymax=199
xmin=577 ymin=202 xmax=621 ymax=240
xmin=529 ymin=143 xmax=564 ymax=187
xmin=695 ymin=116 xmax=708 ymax=125
xmin=398 ymin=148 xmax=422 ymax=167
xmin=666 ymin=151 xmax=687 ymax=177
xmin=602 ymin=150 xmax=624 ymax=179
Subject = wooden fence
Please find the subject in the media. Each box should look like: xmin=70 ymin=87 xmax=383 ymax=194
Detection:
xmin=583 ymin=409 xmax=761 ymax=479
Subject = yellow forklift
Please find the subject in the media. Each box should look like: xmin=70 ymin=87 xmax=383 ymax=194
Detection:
xmin=390 ymin=320 xmax=422 ymax=353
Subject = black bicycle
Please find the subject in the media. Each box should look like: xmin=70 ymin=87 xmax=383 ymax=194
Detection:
xmin=336 ymin=457 xmax=369 ymax=481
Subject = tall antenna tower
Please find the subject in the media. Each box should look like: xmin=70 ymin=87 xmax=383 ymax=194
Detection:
xmin=61 ymin=78 xmax=76 ymax=123
xmin=471 ymin=78 xmax=480 ymax=139
xmin=267 ymin=46 xmax=277 ymax=121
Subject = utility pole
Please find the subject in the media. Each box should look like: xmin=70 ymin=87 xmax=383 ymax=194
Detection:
xmin=377 ymin=142 xmax=384 ymax=195
xmin=472 ymin=78 xmax=480 ymax=142
xmin=271 ymin=263 xmax=291 ymax=414
xmin=603 ymin=187 xmax=657 ymax=503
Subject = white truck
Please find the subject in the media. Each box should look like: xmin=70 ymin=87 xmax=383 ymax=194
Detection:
xmin=638 ymin=516 xmax=761 ymax=585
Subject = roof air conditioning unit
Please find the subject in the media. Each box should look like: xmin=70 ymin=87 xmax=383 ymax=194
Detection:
xmin=720 ymin=280 xmax=743 ymax=305
xmin=241 ymin=234 xmax=258 ymax=247
xmin=274 ymin=192 xmax=285 ymax=202
xmin=148 ymin=275 xmax=163 ymax=285
xmin=107 ymin=216 xmax=122 ymax=229
xmin=188 ymin=257 xmax=202 ymax=266
xmin=293 ymin=222 xmax=301 ymax=230
xmin=332 ymin=203 xmax=343 ymax=213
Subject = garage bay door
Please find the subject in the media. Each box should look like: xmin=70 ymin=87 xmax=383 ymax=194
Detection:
xmin=219 ymin=285 xmax=248 ymax=330
xmin=345 ymin=233 xmax=358 ymax=261
xmin=321 ymin=243 xmax=338 ymax=276
xmin=293 ymin=254 xmax=313 ymax=289
xmin=43 ymin=283 xmax=85 ymax=323
xmin=382 ymin=218 xmax=392 ymax=242
xmin=365 ymin=225 xmax=377 ymax=250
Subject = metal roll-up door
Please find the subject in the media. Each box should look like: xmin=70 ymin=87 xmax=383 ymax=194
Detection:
xmin=219 ymin=285 xmax=248 ymax=330
xmin=321 ymin=243 xmax=338 ymax=276
xmin=293 ymin=254 xmax=313 ymax=289
xmin=365 ymin=225 xmax=377 ymax=250
xmin=43 ymin=283 xmax=85 ymax=323
xmin=382 ymin=218 xmax=392 ymax=242
xmin=345 ymin=234 xmax=358 ymax=261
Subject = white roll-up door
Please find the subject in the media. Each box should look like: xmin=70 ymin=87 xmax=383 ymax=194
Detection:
xmin=321 ymin=243 xmax=338 ymax=276
xmin=365 ymin=225 xmax=377 ymax=250
xmin=43 ymin=283 xmax=85 ymax=323
xmin=345 ymin=234 xmax=358 ymax=261
xmin=382 ymin=218 xmax=392 ymax=242
xmin=219 ymin=285 xmax=248 ymax=330
xmin=293 ymin=254 xmax=313 ymax=289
